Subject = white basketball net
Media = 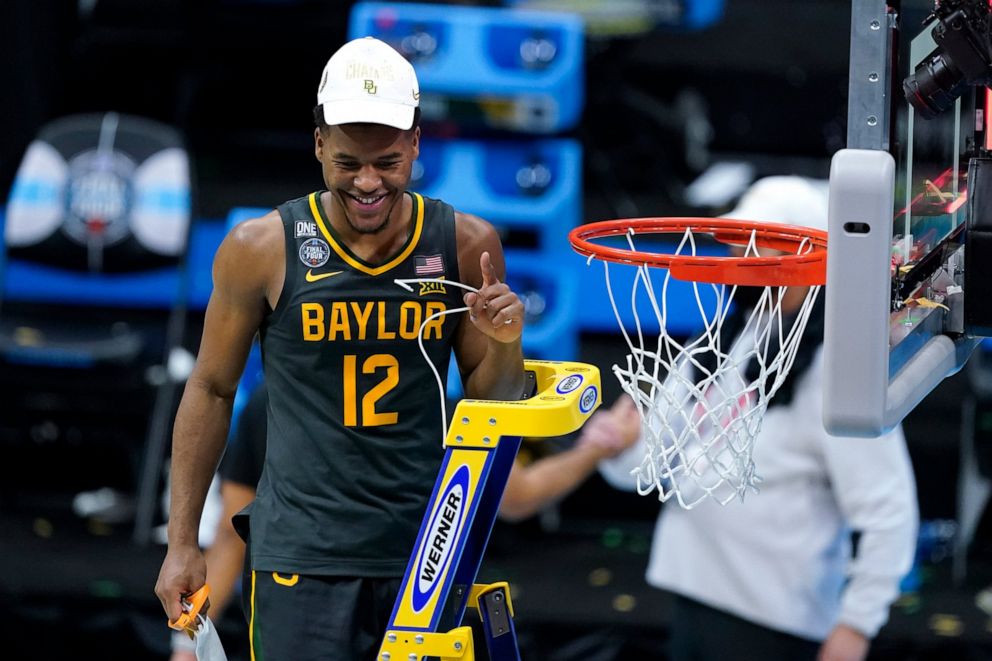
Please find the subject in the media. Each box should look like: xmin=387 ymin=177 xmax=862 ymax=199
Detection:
xmin=597 ymin=227 xmax=822 ymax=509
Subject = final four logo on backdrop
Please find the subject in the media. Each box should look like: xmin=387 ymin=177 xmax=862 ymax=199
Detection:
xmin=64 ymin=149 xmax=136 ymax=247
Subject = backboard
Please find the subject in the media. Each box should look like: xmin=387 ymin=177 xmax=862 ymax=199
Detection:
xmin=823 ymin=0 xmax=986 ymax=436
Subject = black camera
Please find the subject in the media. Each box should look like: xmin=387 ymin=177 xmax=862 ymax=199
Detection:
xmin=903 ymin=0 xmax=992 ymax=119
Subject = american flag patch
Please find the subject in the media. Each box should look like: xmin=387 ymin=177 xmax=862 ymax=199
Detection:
xmin=414 ymin=254 xmax=445 ymax=275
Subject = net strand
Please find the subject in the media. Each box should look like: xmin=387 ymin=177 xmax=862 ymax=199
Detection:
xmin=598 ymin=228 xmax=822 ymax=509
xmin=394 ymin=277 xmax=476 ymax=446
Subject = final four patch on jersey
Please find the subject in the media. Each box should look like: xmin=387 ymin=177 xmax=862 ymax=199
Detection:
xmin=299 ymin=238 xmax=330 ymax=268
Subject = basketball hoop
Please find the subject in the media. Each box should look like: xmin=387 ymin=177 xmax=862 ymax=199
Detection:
xmin=569 ymin=217 xmax=827 ymax=508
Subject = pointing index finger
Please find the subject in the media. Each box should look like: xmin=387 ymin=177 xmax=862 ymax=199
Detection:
xmin=480 ymin=251 xmax=500 ymax=288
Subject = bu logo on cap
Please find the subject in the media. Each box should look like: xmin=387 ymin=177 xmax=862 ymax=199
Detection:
xmin=364 ymin=80 xmax=377 ymax=95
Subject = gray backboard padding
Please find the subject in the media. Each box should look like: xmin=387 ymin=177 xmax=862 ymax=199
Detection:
xmin=824 ymin=149 xmax=978 ymax=436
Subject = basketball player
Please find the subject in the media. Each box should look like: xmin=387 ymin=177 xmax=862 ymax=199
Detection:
xmin=601 ymin=177 xmax=919 ymax=661
xmin=155 ymin=37 xmax=527 ymax=660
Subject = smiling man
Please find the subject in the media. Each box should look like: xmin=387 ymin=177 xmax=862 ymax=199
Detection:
xmin=155 ymin=37 xmax=527 ymax=660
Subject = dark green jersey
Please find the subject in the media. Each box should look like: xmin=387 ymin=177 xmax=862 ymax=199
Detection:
xmin=250 ymin=191 xmax=463 ymax=576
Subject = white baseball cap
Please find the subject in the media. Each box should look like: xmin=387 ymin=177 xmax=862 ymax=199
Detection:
xmin=317 ymin=37 xmax=420 ymax=130
xmin=724 ymin=176 xmax=830 ymax=232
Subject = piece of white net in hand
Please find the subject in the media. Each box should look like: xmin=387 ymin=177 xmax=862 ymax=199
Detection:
xmin=601 ymin=227 xmax=822 ymax=509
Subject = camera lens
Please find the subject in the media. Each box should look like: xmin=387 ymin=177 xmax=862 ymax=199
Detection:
xmin=903 ymin=50 xmax=970 ymax=119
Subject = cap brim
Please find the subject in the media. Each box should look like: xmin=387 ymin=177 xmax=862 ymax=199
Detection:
xmin=322 ymin=101 xmax=414 ymax=130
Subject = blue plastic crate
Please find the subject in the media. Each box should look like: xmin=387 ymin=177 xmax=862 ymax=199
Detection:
xmin=505 ymin=248 xmax=578 ymax=360
xmin=225 ymin=206 xmax=270 ymax=230
xmin=504 ymin=0 xmax=725 ymax=32
xmin=573 ymin=238 xmax=731 ymax=337
xmin=413 ymin=138 xmax=581 ymax=258
xmin=349 ymin=2 xmax=585 ymax=133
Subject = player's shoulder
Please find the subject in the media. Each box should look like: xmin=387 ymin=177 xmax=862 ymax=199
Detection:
xmin=214 ymin=210 xmax=283 ymax=283
xmin=452 ymin=209 xmax=504 ymax=283
xmin=453 ymin=209 xmax=499 ymax=247
xmin=226 ymin=210 xmax=283 ymax=255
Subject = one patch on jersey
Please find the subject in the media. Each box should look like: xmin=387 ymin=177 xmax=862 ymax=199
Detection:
xmin=419 ymin=279 xmax=447 ymax=296
xmin=299 ymin=238 xmax=330 ymax=268
xmin=414 ymin=254 xmax=445 ymax=276
xmin=294 ymin=220 xmax=318 ymax=238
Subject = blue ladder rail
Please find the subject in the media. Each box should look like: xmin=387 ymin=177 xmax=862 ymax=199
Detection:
xmin=378 ymin=359 xmax=602 ymax=660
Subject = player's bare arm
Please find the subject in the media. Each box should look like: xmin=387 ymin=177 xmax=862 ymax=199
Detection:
xmin=453 ymin=212 xmax=525 ymax=401
xmin=154 ymin=212 xmax=283 ymax=622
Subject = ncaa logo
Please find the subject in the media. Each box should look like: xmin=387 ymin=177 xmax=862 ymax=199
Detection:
xmin=64 ymin=149 xmax=136 ymax=247
xmin=556 ymin=374 xmax=583 ymax=395
xmin=579 ymin=385 xmax=598 ymax=414
xmin=299 ymin=238 xmax=330 ymax=268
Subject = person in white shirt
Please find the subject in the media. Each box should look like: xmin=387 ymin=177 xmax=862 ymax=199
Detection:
xmin=600 ymin=176 xmax=919 ymax=661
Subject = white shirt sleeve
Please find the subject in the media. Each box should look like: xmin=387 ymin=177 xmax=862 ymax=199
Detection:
xmin=803 ymin=361 xmax=919 ymax=638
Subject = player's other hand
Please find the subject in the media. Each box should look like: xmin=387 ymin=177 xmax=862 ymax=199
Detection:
xmin=169 ymin=635 xmax=198 ymax=661
xmin=817 ymin=624 xmax=869 ymax=661
xmin=578 ymin=395 xmax=641 ymax=458
xmin=463 ymin=251 xmax=524 ymax=343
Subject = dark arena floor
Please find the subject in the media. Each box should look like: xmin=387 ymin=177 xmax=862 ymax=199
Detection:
xmin=2 ymin=498 xmax=992 ymax=660
xmin=3 ymin=335 xmax=992 ymax=661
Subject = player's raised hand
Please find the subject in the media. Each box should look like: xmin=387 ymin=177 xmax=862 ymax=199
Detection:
xmin=464 ymin=251 xmax=524 ymax=343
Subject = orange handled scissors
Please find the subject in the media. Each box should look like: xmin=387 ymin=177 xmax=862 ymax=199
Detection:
xmin=168 ymin=584 xmax=211 ymax=639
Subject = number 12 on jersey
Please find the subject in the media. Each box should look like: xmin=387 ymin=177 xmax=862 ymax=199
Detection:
xmin=343 ymin=354 xmax=399 ymax=427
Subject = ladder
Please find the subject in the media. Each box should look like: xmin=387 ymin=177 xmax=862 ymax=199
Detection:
xmin=377 ymin=360 xmax=601 ymax=661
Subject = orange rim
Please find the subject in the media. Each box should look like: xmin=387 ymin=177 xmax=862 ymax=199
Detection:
xmin=568 ymin=217 xmax=828 ymax=286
